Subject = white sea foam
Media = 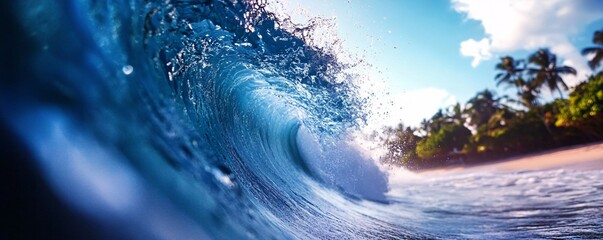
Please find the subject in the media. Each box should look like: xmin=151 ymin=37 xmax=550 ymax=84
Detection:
xmin=296 ymin=126 xmax=388 ymax=201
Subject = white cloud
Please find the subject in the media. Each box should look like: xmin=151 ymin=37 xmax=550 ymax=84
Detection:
xmin=375 ymin=88 xmax=457 ymax=128
xmin=453 ymin=0 xmax=603 ymax=85
xmin=460 ymin=38 xmax=492 ymax=67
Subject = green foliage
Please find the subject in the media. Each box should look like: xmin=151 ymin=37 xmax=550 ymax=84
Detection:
xmin=555 ymin=73 xmax=603 ymax=139
xmin=490 ymin=111 xmax=551 ymax=152
xmin=465 ymin=109 xmax=545 ymax=154
xmin=416 ymin=124 xmax=471 ymax=159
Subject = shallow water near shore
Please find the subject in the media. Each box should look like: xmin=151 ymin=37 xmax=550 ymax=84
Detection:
xmin=389 ymin=167 xmax=603 ymax=238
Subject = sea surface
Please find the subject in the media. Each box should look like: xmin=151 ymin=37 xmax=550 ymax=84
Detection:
xmin=1 ymin=0 xmax=602 ymax=239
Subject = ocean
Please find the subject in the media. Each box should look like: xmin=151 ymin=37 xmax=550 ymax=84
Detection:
xmin=1 ymin=0 xmax=602 ymax=239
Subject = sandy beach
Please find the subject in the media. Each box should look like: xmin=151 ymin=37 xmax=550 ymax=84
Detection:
xmin=421 ymin=142 xmax=603 ymax=175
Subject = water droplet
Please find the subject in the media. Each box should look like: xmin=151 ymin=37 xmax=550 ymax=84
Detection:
xmin=122 ymin=65 xmax=133 ymax=75
xmin=212 ymin=164 xmax=235 ymax=188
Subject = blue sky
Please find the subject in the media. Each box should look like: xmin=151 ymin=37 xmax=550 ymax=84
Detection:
xmin=276 ymin=0 xmax=603 ymax=127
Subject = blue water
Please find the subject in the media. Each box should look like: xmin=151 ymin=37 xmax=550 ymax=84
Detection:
xmin=1 ymin=1 xmax=602 ymax=239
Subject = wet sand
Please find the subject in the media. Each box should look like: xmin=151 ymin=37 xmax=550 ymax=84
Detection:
xmin=421 ymin=142 xmax=603 ymax=175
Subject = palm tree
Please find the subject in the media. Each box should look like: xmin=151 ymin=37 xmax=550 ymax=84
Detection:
xmin=464 ymin=89 xmax=508 ymax=127
xmin=494 ymin=56 xmax=525 ymax=94
xmin=446 ymin=103 xmax=464 ymax=125
xmin=429 ymin=109 xmax=445 ymax=134
xmin=581 ymin=30 xmax=603 ymax=71
xmin=518 ymin=82 xmax=539 ymax=109
xmin=486 ymin=107 xmax=516 ymax=131
xmin=494 ymin=56 xmax=541 ymax=109
xmin=419 ymin=119 xmax=430 ymax=136
xmin=527 ymin=49 xmax=577 ymax=98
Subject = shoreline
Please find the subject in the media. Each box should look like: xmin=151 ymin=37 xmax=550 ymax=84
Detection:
xmin=419 ymin=142 xmax=603 ymax=175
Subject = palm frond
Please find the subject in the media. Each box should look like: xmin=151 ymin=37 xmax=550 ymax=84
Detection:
xmin=581 ymin=47 xmax=601 ymax=55
xmin=557 ymin=76 xmax=569 ymax=90
xmin=594 ymin=30 xmax=603 ymax=45
xmin=590 ymin=52 xmax=603 ymax=69
xmin=556 ymin=66 xmax=577 ymax=75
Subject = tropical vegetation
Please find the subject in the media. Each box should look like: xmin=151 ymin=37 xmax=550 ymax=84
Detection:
xmin=383 ymin=30 xmax=603 ymax=170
